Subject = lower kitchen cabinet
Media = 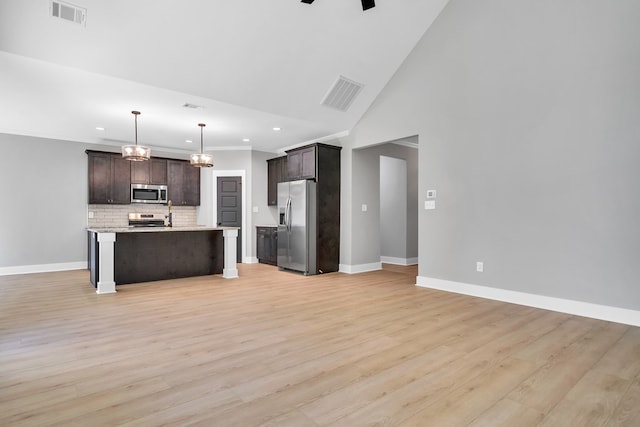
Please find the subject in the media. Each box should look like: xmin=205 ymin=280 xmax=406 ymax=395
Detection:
xmin=256 ymin=226 xmax=277 ymax=266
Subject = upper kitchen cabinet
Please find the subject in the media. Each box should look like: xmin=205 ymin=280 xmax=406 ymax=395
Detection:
xmin=87 ymin=150 xmax=199 ymax=206
xmin=167 ymin=159 xmax=200 ymax=206
xmin=285 ymin=143 xmax=342 ymax=184
xmin=87 ymin=151 xmax=131 ymax=204
xmin=286 ymin=145 xmax=316 ymax=180
xmin=267 ymin=156 xmax=287 ymax=206
xmin=131 ymin=158 xmax=167 ymax=185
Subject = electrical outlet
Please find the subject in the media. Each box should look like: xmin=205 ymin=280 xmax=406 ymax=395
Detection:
xmin=88 ymin=211 xmax=94 ymax=219
xmin=476 ymin=262 xmax=484 ymax=272
xmin=362 ymin=204 xmax=368 ymax=212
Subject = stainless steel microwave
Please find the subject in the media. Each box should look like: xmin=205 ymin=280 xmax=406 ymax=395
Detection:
xmin=131 ymin=184 xmax=168 ymax=204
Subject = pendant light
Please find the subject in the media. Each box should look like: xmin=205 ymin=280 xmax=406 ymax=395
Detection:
xmin=121 ymin=111 xmax=150 ymax=161
xmin=190 ymin=123 xmax=213 ymax=167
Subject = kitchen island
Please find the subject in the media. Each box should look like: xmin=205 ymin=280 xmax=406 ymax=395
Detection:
xmin=87 ymin=226 xmax=239 ymax=294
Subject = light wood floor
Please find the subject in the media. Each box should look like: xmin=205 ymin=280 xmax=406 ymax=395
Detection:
xmin=1 ymin=264 xmax=639 ymax=426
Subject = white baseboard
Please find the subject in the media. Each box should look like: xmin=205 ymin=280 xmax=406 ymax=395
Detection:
xmin=380 ymin=256 xmax=418 ymax=266
xmin=243 ymin=257 xmax=259 ymax=264
xmin=0 ymin=262 xmax=87 ymax=277
xmin=416 ymin=276 xmax=640 ymax=327
xmin=339 ymin=262 xmax=382 ymax=274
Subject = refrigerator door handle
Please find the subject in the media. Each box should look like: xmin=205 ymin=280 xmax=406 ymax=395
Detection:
xmin=284 ymin=197 xmax=289 ymax=232
xmin=286 ymin=198 xmax=292 ymax=232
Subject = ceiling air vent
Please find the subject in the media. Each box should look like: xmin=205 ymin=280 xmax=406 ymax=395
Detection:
xmin=51 ymin=1 xmax=86 ymax=26
xmin=321 ymin=76 xmax=363 ymax=112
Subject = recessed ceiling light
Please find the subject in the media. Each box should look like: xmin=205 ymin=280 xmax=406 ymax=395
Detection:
xmin=242 ymin=138 xmax=250 ymax=142
xmin=95 ymin=127 xmax=104 ymax=131
xmin=185 ymin=139 xmax=193 ymax=143
xmin=273 ymin=127 xmax=281 ymax=131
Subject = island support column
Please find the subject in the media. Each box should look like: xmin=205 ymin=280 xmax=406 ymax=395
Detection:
xmin=223 ymin=229 xmax=239 ymax=279
xmin=97 ymin=232 xmax=116 ymax=294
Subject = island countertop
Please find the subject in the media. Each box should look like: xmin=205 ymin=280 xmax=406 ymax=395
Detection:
xmin=87 ymin=226 xmax=239 ymax=233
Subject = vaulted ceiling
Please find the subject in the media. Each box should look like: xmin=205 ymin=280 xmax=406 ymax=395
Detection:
xmin=0 ymin=0 xmax=448 ymax=153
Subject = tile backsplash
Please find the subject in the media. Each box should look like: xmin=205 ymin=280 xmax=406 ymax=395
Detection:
xmin=88 ymin=204 xmax=198 ymax=228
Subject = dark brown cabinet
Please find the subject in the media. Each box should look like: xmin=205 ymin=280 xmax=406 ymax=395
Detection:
xmin=167 ymin=160 xmax=200 ymax=206
xmin=276 ymin=143 xmax=342 ymax=274
xmin=256 ymin=226 xmax=277 ymax=265
xmin=131 ymin=158 xmax=167 ymax=185
xmin=286 ymin=145 xmax=316 ymax=180
xmin=87 ymin=151 xmax=131 ymax=204
xmin=114 ymin=230 xmax=222 ymax=284
xmin=267 ymin=156 xmax=287 ymax=206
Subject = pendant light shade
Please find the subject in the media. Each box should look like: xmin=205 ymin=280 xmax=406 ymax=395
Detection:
xmin=122 ymin=111 xmax=150 ymax=161
xmin=190 ymin=123 xmax=213 ymax=168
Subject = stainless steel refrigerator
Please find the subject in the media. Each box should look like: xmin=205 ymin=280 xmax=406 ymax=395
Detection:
xmin=277 ymin=179 xmax=317 ymax=275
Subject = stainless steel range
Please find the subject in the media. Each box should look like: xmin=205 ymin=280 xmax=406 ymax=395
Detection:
xmin=128 ymin=213 xmax=167 ymax=228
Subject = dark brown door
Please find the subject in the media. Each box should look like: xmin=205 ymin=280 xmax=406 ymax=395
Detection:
xmin=267 ymin=158 xmax=278 ymax=206
xmin=149 ymin=158 xmax=167 ymax=185
xmin=167 ymin=160 xmax=200 ymax=206
xmin=167 ymin=160 xmax=185 ymax=205
xmin=134 ymin=158 xmax=168 ymax=185
xmin=287 ymin=150 xmax=302 ymax=180
xmin=183 ymin=165 xmax=200 ymax=206
xmin=87 ymin=152 xmax=130 ymax=204
xmin=217 ymin=176 xmax=242 ymax=262
xmin=299 ymin=146 xmax=316 ymax=179
xmin=130 ymin=160 xmax=150 ymax=184
xmin=88 ymin=152 xmax=111 ymax=204
xmin=111 ymin=156 xmax=132 ymax=204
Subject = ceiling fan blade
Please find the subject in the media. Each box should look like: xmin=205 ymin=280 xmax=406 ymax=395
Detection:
xmin=301 ymin=0 xmax=374 ymax=11
xmin=362 ymin=0 xmax=375 ymax=11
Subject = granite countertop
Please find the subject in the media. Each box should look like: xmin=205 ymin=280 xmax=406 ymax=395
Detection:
xmin=255 ymin=224 xmax=278 ymax=228
xmin=87 ymin=226 xmax=239 ymax=233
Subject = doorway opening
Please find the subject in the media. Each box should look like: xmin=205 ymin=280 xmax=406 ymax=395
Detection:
xmin=380 ymin=155 xmax=408 ymax=265
xmin=217 ymin=176 xmax=242 ymax=262
xmin=351 ymin=136 xmax=418 ymax=272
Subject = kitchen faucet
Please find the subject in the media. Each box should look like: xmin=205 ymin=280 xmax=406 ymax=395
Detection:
xmin=165 ymin=200 xmax=173 ymax=227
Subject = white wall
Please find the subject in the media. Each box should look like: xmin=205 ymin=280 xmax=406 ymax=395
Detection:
xmin=380 ymin=155 xmax=407 ymax=261
xmin=342 ymin=0 xmax=640 ymax=314
xmin=0 ymin=133 xmax=88 ymax=273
